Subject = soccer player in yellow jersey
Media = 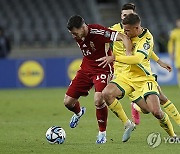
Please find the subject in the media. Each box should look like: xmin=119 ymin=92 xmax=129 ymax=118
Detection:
xmin=98 ymin=13 xmax=177 ymax=139
xmin=168 ymin=18 xmax=180 ymax=87
xmin=109 ymin=3 xmax=180 ymax=127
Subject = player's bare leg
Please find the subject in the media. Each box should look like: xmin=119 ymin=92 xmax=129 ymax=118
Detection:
xmin=157 ymin=86 xmax=180 ymax=125
xmin=132 ymin=84 xmax=180 ymax=126
xmin=64 ymin=94 xmax=78 ymax=110
xmin=146 ymin=94 xmax=176 ymax=137
xmin=131 ymin=98 xmax=150 ymax=125
xmin=94 ymin=92 xmax=108 ymax=144
xmin=64 ymin=94 xmax=86 ymax=128
xmin=102 ymin=83 xmax=135 ymax=142
xmin=134 ymin=100 xmax=151 ymax=114
xmin=131 ymin=95 xmax=154 ymax=125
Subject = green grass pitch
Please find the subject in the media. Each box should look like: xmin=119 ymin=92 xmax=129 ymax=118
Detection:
xmin=0 ymin=86 xmax=180 ymax=154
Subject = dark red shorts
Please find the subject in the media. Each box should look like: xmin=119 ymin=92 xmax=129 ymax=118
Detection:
xmin=66 ymin=69 xmax=112 ymax=99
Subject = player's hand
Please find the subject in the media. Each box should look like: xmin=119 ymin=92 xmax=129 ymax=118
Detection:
xmin=96 ymin=55 xmax=115 ymax=68
xmin=157 ymin=59 xmax=172 ymax=72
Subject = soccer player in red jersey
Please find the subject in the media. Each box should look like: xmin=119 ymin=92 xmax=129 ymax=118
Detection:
xmin=64 ymin=15 xmax=134 ymax=143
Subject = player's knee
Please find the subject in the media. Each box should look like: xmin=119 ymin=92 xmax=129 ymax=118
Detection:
xmin=152 ymin=110 xmax=163 ymax=119
xmin=64 ymin=98 xmax=69 ymax=107
xmin=102 ymin=88 xmax=113 ymax=101
xmin=95 ymin=102 xmax=106 ymax=109
xmin=102 ymin=88 xmax=107 ymax=98
xmin=159 ymin=95 xmax=168 ymax=105
xmin=94 ymin=94 xmax=103 ymax=107
xmin=64 ymin=95 xmax=72 ymax=107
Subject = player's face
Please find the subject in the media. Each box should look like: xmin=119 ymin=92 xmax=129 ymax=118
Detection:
xmin=121 ymin=10 xmax=134 ymax=20
xmin=70 ymin=26 xmax=85 ymax=39
xmin=123 ymin=24 xmax=139 ymax=38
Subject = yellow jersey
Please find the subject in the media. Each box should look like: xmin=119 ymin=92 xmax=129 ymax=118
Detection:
xmin=168 ymin=28 xmax=180 ymax=67
xmin=110 ymin=24 xmax=158 ymax=82
xmin=123 ymin=28 xmax=154 ymax=81
xmin=109 ymin=23 xmax=129 ymax=74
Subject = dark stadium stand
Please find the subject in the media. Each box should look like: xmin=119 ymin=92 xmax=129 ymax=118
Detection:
xmin=0 ymin=0 xmax=101 ymax=48
xmin=0 ymin=0 xmax=179 ymax=50
xmin=118 ymin=0 xmax=180 ymax=37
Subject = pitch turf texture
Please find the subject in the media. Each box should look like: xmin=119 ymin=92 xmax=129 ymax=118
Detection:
xmin=0 ymin=86 xmax=180 ymax=154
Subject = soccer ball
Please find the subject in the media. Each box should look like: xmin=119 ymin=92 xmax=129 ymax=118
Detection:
xmin=45 ymin=126 xmax=66 ymax=144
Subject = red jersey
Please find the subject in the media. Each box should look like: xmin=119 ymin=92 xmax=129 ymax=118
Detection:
xmin=74 ymin=24 xmax=119 ymax=74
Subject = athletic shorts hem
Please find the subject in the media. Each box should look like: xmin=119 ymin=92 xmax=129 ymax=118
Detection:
xmin=132 ymin=96 xmax=143 ymax=103
xmin=66 ymin=91 xmax=88 ymax=99
xmin=144 ymin=91 xmax=159 ymax=100
xmin=110 ymin=81 xmax=125 ymax=99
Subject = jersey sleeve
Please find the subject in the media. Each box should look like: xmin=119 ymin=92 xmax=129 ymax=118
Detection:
xmin=90 ymin=24 xmax=119 ymax=43
xmin=136 ymin=37 xmax=154 ymax=58
xmin=115 ymin=53 xmax=145 ymax=64
xmin=151 ymin=51 xmax=159 ymax=62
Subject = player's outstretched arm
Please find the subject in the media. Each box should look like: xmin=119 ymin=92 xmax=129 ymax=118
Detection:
xmin=115 ymin=52 xmax=145 ymax=64
xmin=151 ymin=52 xmax=172 ymax=72
xmin=96 ymin=52 xmax=145 ymax=67
xmin=96 ymin=32 xmax=133 ymax=68
xmin=151 ymin=51 xmax=159 ymax=62
xmin=157 ymin=59 xmax=172 ymax=72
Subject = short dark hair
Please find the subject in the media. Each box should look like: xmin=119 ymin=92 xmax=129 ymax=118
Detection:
xmin=122 ymin=13 xmax=140 ymax=25
xmin=67 ymin=15 xmax=85 ymax=31
xmin=121 ymin=3 xmax=136 ymax=11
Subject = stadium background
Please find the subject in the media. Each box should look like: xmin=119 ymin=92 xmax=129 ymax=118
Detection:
xmin=1 ymin=0 xmax=180 ymax=154
xmin=0 ymin=0 xmax=179 ymax=88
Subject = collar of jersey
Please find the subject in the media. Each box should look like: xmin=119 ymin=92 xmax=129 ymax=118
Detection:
xmin=120 ymin=23 xmax=123 ymax=29
xmin=138 ymin=28 xmax=147 ymax=38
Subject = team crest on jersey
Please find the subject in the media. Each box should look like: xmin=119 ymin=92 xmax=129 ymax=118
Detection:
xmin=143 ymin=43 xmax=150 ymax=50
xmin=90 ymin=41 xmax=96 ymax=51
xmin=104 ymin=31 xmax=111 ymax=38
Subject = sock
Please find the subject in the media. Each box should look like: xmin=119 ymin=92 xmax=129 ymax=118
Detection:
xmin=108 ymin=99 xmax=129 ymax=125
xmin=96 ymin=103 xmax=108 ymax=132
xmin=159 ymin=112 xmax=176 ymax=137
xmin=98 ymin=131 xmax=106 ymax=136
xmin=133 ymin=103 xmax=142 ymax=113
xmin=178 ymin=71 xmax=180 ymax=88
xmin=124 ymin=119 xmax=132 ymax=127
xmin=163 ymin=100 xmax=180 ymax=125
xmin=66 ymin=101 xmax=81 ymax=115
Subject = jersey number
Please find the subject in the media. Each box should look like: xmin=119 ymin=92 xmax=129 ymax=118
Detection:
xmin=82 ymin=50 xmax=91 ymax=56
xmin=147 ymin=82 xmax=153 ymax=90
xmin=96 ymin=74 xmax=107 ymax=80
